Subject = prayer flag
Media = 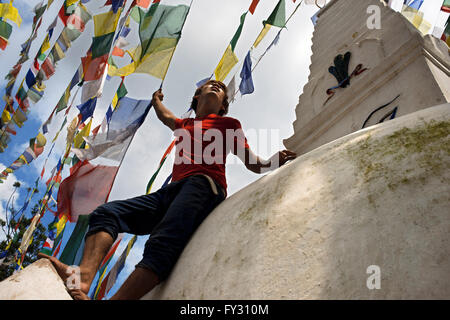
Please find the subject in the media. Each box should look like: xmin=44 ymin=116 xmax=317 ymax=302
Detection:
xmin=239 ymin=51 xmax=254 ymax=95
xmin=0 ymin=36 xmax=8 ymax=50
xmin=249 ymin=0 xmax=260 ymax=15
xmin=56 ymin=160 xmax=119 ymax=222
xmin=0 ymin=20 xmax=12 ymax=40
xmin=406 ymin=0 xmax=424 ymax=10
xmin=442 ymin=0 xmax=450 ymax=13
xmin=253 ymin=0 xmax=286 ymax=48
xmin=95 ymin=235 xmax=137 ymax=299
xmin=108 ymin=4 xmax=189 ymax=79
xmin=227 ymin=75 xmax=236 ymax=102
xmin=214 ymin=44 xmax=238 ymax=82
xmin=401 ymin=4 xmax=431 ymax=35
xmin=72 ymin=97 xmax=151 ymax=162
xmin=0 ymin=2 xmax=22 ymax=27
xmin=59 ymin=215 xmax=90 ymax=265
xmin=81 ymin=69 xmax=108 ymax=103
xmin=137 ymin=0 xmax=151 ymax=8
xmin=94 ymin=11 xmax=121 ymax=36
xmin=214 ymin=12 xmax=247 ymax=81
xmin=82 ymin=53 xmax=109 ymax=81
xmin=91 ymin=234 xmax=124 ymax=299
xmin=77 ymin=98 xmax=98 ymax=123
xmin=19 ymin=214 xmax=40 ymax=255
xmin=74 ymin=118 xmax=92 ymax=148
xmin=441 ymin=16 xmax=450 ymax=47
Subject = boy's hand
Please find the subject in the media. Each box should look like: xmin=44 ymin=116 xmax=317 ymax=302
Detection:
xmin=152 ymin=89 xmax=164 ymax=104
xmin=278 ymin=149 xmax=297 ymax=166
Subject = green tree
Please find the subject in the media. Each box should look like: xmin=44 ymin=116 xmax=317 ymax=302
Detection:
xmin=0 ymin=202 xmax=47 ymax=281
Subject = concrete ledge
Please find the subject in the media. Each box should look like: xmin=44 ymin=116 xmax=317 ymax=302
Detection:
xmin=0 ymin=259 xmax=72 ymax=300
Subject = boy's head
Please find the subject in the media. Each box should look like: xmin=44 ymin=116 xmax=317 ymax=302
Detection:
xmin=190 ymin=80 xmax=229 ymax=116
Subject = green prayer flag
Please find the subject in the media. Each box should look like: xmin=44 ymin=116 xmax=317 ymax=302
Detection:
xmin=139 ymin=3 xmax=161 ymax=60
xmin=59 ymin=215 xmax=90 ymax=265
xmin=0 ymin=20 xmax=12 ymax=39
xmin=130 ymin=5 xmax=141 ymax=23
xmin=138 ymin=3 xmax=189 ymax=61
xmin=230 ymin=12 xmax=247 ymax=52
xmin=264 ymin=0 xmax=286 ymax=28
xmin=117 ymin=82 xmax=128 ymax=100
xmin=92 ymin=32 xmax=115 ymax=59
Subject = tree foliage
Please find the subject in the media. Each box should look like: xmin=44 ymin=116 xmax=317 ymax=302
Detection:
xmin=1 ymin=200 xmax=47 ymax=281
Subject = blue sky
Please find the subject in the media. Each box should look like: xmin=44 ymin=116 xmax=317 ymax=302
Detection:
xmin=0 ymin=0 xmax=448 ymax=299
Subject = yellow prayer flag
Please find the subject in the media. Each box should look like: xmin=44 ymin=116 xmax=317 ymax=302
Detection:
xmin=111 ymin=93 xmax=118 ymax=109
xmin=74 ymin=118 xmax=92 ymax=148
xmin=19 ymin=154 xmax=28 ymax=164
xmin=214 ymin=44 xmax=238 ymax=82
xmin=253 ymin=24 xmax=271 ymax=48
xmin=109 ymin=38 xmax=178 ymax=79
xmin=66 ymin=116 xmax=79 ymax=145
xmin=41 ymin=34 xmax=51 ymax=53
xmin=401 ymin=5 xmax=431 ymax=35
xmin=136 ymin=48 xmax=176 ymax=79
xmin=66 ymin=0 xmax=79 ymax=6
xmin=35 ymin=132 xmax=47 ymax=148
xmin=52 ymin=130 xmax=61 ymax=143
xmin=94 ymin=11 xmax=120 ymax=37
xmin=1 ymin=110 xmax=11 ymax=122
xmin=52 ymin=42 xmax=66 ymax=61
xmin=55 ymin=214 xmax=68 ymax=237
xmin=0 ymin=3 xmax=22 ymax=27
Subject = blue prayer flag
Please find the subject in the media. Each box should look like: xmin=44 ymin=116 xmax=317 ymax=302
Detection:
xmin=239 ymin=51 xmax=254 ymax=96
xmin=406 ymin=0 xmax=424 ymax=10
xmin=77 ymin=97 xmax=98 ymax=123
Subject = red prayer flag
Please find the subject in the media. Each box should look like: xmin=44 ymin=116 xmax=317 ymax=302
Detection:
xmin=41 ymin=58 xmax=56 ymax=79
xmin=56 ymin=160 xmax=119 ymax=222
xmin=58 ymin=5 xmax=71 ymax=26
xmin=96 ymin=273 xmax=110 ymax=300
xmin=137 ymin=0 xmax=151 ymax=8
xmin=92 ymin=124 xmax=101 ymax=137
xmin=0 ymin=37 xmax=8 ymax=50
xmin=111 ymin=46 xmax=125 ymax=57
xmin=99 ymin=237 xmax=122 ymax=270
xmin=249 ymin=0 xmax=260 ymax=14
xmin=82 ymin=54 xmax=109 ymax=81
xmin=52 ymin=240 xmax=62 ymax=257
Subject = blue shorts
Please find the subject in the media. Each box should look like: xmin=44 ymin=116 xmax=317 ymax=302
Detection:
xmin=85 ymin=174 xmax=226 ymax=281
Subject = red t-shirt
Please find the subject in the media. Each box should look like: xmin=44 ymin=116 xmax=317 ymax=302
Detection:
xmin=172 ymin=113 xmax=250 ymax=194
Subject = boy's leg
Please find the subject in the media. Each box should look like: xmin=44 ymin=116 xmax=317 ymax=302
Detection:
xmin=111 ymin=175 xmax=225 ymax=300
xmin=40 ymin=189 xmax=169 ymax=298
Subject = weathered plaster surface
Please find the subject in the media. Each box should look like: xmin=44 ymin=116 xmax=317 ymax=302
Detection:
xmin=0 ymin=259 xmax=72 ymax=300
xmin=144 ymin=104 xmax=450 ymax=300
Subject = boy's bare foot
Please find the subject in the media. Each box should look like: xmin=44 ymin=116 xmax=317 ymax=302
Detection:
xmin=37 ymin=253 xmax=71 ymax=282
xmin=69 ymin=289 xmax=91 ymax=300
xmin=37 ymin=253 xmax=90 ymax=294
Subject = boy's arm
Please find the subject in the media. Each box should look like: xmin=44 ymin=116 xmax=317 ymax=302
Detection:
xmin=231 ymin=121 xmax=297 ymax=173
xmin=241 ymin=148 xmax=297 ymax=174
xmin=151 ymin=89 xmax=177 ymax=131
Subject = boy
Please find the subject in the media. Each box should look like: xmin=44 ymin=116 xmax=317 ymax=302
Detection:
xmin=39 ymin=80 xmax=297 ymax=300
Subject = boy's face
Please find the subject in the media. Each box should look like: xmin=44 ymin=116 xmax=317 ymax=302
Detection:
xmin=195 ymin=81 xmax=227 ymax=115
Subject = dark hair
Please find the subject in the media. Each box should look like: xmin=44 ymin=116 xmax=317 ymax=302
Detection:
xmin=190 ymin=80 xmax=229 ymax=116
